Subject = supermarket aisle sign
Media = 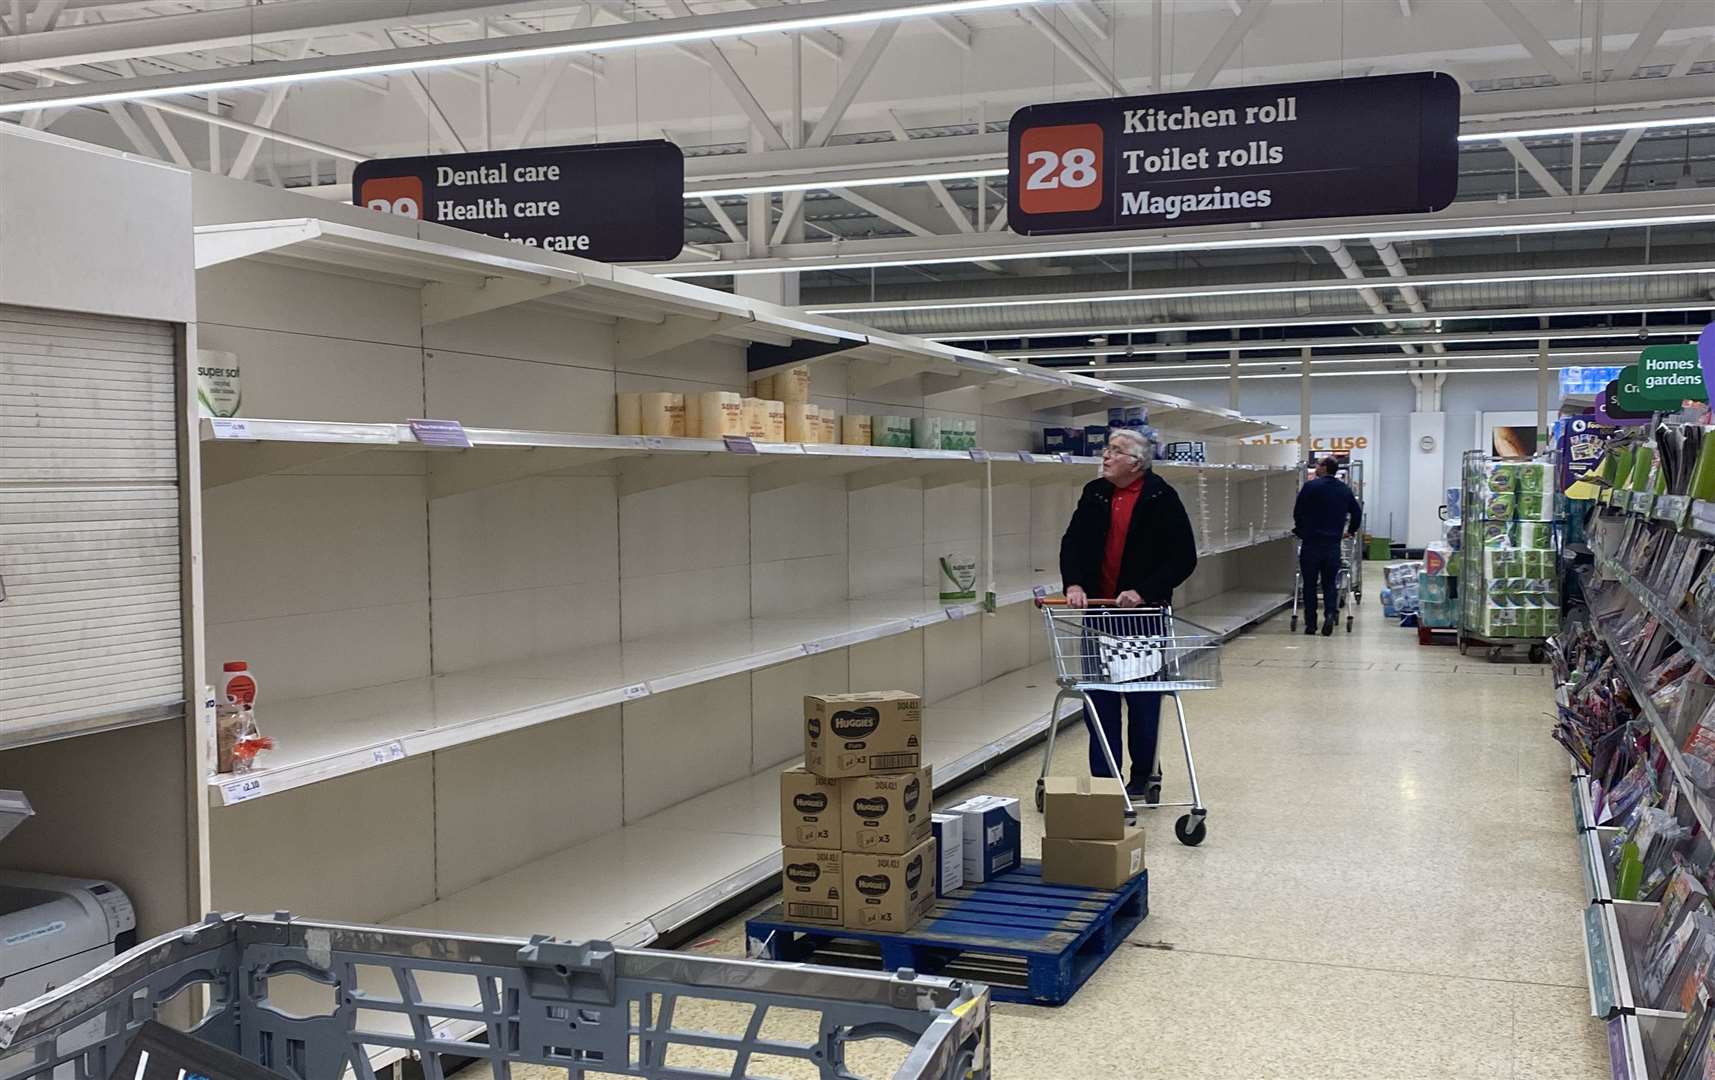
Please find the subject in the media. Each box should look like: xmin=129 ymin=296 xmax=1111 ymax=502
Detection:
xmin=1615 ymin=346 xmax=1707 ymax=412
xmin=353 ymin=140 xmax=683 ymax=262
xmin=1006 ymin=72 xmax=1459 ymax=236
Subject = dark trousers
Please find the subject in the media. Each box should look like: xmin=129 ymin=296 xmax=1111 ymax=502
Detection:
xmin=1300 ymin=538 xmax=1342 ymax=624
xmin=1085 ymin=690 xmax=1163 ymax=783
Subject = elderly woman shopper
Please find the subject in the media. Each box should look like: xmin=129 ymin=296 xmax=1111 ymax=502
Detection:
xmin=1058 ymin=427 xmax=1199 ymax=799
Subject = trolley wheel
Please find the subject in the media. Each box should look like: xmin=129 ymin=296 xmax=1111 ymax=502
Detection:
xmin=1033 ymin=778 xmax=1045 ymax=813
xmin=1175 ymin=814 xmax=1207 ymax=847
xmin=1290 ymin=614 xmax=1299 ymax=631
xmin=1346 ymin=615 xmax=1354 ymax=633
xmin=1458 ymin=636 xmax=1469 ymax=655
xmin=1353 ymin=591 xmax=1362 ymax=606
xmin=1530 ymin=644 xmax=1547 ymax=664
xmin=1488 ymin=646 xmax=1504 ymax=663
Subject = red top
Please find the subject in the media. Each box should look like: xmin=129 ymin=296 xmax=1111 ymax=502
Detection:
xmin=1099 ymin=479 xmax=1143 ymax=597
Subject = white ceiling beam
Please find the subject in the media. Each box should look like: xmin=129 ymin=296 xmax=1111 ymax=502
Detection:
xmin=1396 ymin=0 xmax=1410 ymax=16
xmin=0 ymin=0 xmax=548 ymax=75
xmin=884 ymin=110 xmax=971 ymax=234
xmin=1608 ymin=0 xmax=1691 ymax=81
xmin=1018 ymin=7 xmax=1122 ymax=96
xmin=505 ymin=5 xmax=597 ymax=148
xmin=1500 ymin=135 xmax=1569 ymax=195
xmin=101 ymin=102 xmax=157 ymax=158
xmin=1584 ymin=38 xmax=1706 ymax=196
xmin=736 ymin=0 xmax=844 ymax=59
xmin=699 ymin=196 xmax=746 ymax=244
xmin=1064 ymin=0 xmax=1108 ymax=39
xmin=1479 ymin=0 xmax=1581 ymax=85
xmin=227 ymin=39 xmax=312 ymax=180
xmin=927 ymin=14 xmax=972 ymax=50
xmin=999 ymin=325 xmax=1711 ymax=361
xmin=829 ymin=186 xmax=941 ymax=237
xmin=384 ymin=29 xmax=468 ymax=153
xmin=1186 ymin=0 xmax=1271 ymax=90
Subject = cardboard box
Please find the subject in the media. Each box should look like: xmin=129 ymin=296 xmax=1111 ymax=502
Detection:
xmin=840 ymin=767 xmax=933 ymax=854
xmin=1041 ymin=828 xmax=1146 ymax=890
xmin=780 ymin=847 xmax=843 ymax=927
xmin=1042 ymin=777 xmax=1128 ymax=840
xmin=931 ymin=814 xmax=965 ymax=896
xmin=843 ymin=838 xmax=937 ymax=933
xmin=943 ymin=794 xmax=1021 ymax=883
xmin=779 ymin=767 xmax=841 ymax=850
xmin=804 ymin=691 xmax=923 ymax=778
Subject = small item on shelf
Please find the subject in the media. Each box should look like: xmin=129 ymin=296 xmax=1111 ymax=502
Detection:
xmin=219 ymin=661 xmax=257 ymax=708
xmin=872 ymin=417 xmax=913 ymax=448
xmin=751 ymin=374 xmax=777 ymax=400
xmin=683 ymin=395 xmax=702 ymax=437
xmin=841 ymin=415 xmax=873 ymax=446
xmin=216 ymin=702 xmax=273 ymax=774
xmin=699 ymin=392 xmax=744 ymax=437
xmin=912 ymin=416 xmax=942 ymax=451
xmin=640 ymin=392 xmax=685 ymax=437
xmin=818 ymin=407 xmax=837 ymax=445
xmin=785 ymin=402 xmax=814 ymax=443
xmin=776 ymin=365 xmax=810 ymax=404
xmin=195 ymin=349 xmax=242 ymax=418
xmin=742 ymin=397 xmax=770 ymax=440
xmin=765 ymin=399 xmax=786 ymax=442
xmin=938 ymin=552 xmax=977 ymax=602
xmin=1084 ymin=426 xmax=1110 ymax=456
xmin=1108 ymin=406 xmax=1146 ymax=430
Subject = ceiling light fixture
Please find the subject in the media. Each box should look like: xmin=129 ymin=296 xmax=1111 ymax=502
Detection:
xmin=806 ymin=264 xmax=1715 ymax=315
xmin=0 ymin=0 xmax=1032 ymax=116
xmin=1114 ymin=363 xmax=1593 ymax=384
xmin=662 ymin=211 xmax=1715 ymax=278
xmin=1004 ymin=326 xmax=1704 ymax=363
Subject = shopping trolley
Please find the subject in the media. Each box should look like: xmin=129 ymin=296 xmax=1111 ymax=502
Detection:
xmin=0 ymin=912 xmax=991 ymax=1080
xmin=1031 ymin=600 xmax=1220 ymax=847
xmin=1289 ymin=534 xmax=1359 ymax=634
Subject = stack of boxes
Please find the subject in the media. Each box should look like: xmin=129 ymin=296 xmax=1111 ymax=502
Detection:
xmin=1418 ymin=542 xmax=1458 ymax=629
xmin=779 ymin=692 xmax=937 ymax=935
xmin=1039 ymin=778 xmax=1146 ymax=889
xmin=1465 ymin=460 xmax=1561 ymax=638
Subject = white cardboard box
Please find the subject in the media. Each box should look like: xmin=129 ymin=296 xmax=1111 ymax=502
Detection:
xmin=931 ymin=813 xmax=964 ymax=896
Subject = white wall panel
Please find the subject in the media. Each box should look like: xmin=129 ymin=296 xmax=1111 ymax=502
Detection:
xmin=432 ymin=581 xmax=621 ymax=672
xmin=923 ymin=618 xmax=982 ymax=703
xmin=621 ymin=565 xmax=750 ymax=639
xmin=614 ymin=340 xmax=747 ymax=386
xmin=425 ymin=350 xmax=614 ymax=433
xmin=750 ymin=650 xmax=847 ymax=772
xmin=196 ymin=323 xmax=425 ymax=422
xmin=208 ymin=601 xmax=432 ymax=703
xmin=195 ymin=260 xmax=420 ymax=348
xmin=848 ymin=630 xmax=924 ymax=696
xmin=621 ymin=479 xmax=749 ymax=580
xmin=981 ymin=603 xmax=1031 ymax=683
xmin=211 ymin=757 xmax=437 ymax=924
xmin=423 ymin=306 xmax=615 ymax=368
xmin=753 ymin=553 xmax=848 ymax=618
xmin=751 ymin=481 xmax=847 ymax=564
xmin=850 ymin=546 xmax=922 ymax=598
xmin=433 ymin=708 xmax=624 ymax=895
xmin=622 ymin=673 xmax=751 ymax=821
xmin=430 ymin=477 xmax=619 ymax=599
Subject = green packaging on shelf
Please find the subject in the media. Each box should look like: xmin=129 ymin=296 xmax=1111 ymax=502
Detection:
xmin=1488 ymin=463 xmax=1518 ymax=494
xmin=1517 ymin=522 xmax=1555 ymax=549
xmin=1690 ymin=432 xmax=1715 ymax=501
xmin=1630 ymin=445 xmax=1655 ymax=491
xmin=1418 ymin=573 xmax=1449 ymax=605
xmin=1612 ymin=446 xmax=1635 ymax=490
xmin=1518 ymin=462 xmax=1548 ymax=494
xmin=912 ymin=416 xmax=942 ymax=451
xmin=1545 ymin=608 xmax=1561 ymax=633
xmin=1486 ymin=492 xmax=1516 ymax=520
xmin=1481 ymin=522 xmax=1512 ymax=548
xmin=872 ymin=417 xmax=913 ymax=448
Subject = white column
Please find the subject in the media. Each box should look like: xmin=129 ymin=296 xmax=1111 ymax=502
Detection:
xmin=1407 ymin=411 xmax=1447 ymax=550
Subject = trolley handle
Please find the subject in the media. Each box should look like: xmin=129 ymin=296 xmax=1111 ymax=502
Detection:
xmin=1036 ymin=597 xmax=1153 ymax=608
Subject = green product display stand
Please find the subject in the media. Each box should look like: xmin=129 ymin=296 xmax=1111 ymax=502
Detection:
xmin=1367 ymin=536 xmax=1391 ymax=561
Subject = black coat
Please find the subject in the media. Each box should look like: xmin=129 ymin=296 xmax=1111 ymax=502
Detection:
xmin=1059 ymin=471 xmax=1198 ymax=604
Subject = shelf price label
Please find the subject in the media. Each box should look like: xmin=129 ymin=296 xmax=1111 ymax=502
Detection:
xmin=723 ymin=435 xmax=758 ymax=455
xmin=219 ymin=776 xmax=265 ymax=805
xmin=969 ymin=449 xmax=991 ymax=463
xmin=1032 ymin=585 xmax=1050 ymax=600
xmin=802 ymin=640 xmax=826 ymax=655
xmin=408 ymin=418 xmax=472 ymax=449
xmin=621 ymin=682 xmax=650 ymax=701
xmin=1689 ymin=500 xmax=1715 ymax=537
xmin=370 ymin=740 xmax=407 ymax=765
xmin=208 ymin=419 xmax=253 ymax=440
xmin=945 ymin=606 xmax=967 ymax=620
xmin=1016 ymin=450 xmax=1036 ymax=462
xmin=1655 ymin=495 xmax=1690 ymax=525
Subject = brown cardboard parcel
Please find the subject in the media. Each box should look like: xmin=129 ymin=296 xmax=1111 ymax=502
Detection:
xmin=843 ymin=837 xmax=937 ymax=933
xmin=1042 ymin=776 xmax=1128 ymax=840
xmin=805 ymin=691 xmax=922 ymax=778
xmin=1041 ymin=828 xmax=1146 ymax=890
xmin=780 ymin=847 xmax=843 ymax=927
xmin=841 ymin=766 xmax=933 ymax=854
xmin=779 ymin=767 xmax=841 ymax=850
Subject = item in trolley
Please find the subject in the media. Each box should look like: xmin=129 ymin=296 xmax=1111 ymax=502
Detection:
xmin=1041 ymin=827 xmax=1146 ymax=890
xmin=780 ymin=847 xmax=844 ymax=927
xmin=109 ymin=1021 xmax=289 ymax=1080
xmin=840 ymin=767 xmax=933 ymax=854
xmin=803 ymin=691 xmax=922 ymax=779
xmin=842 ymin=837 xmax=937 ymax=932
xmin=1041 ymin=777 xmax=1127 ymax=840
xmin=931 ymin=813 xmax=965 ymax=896
xmin=779 ymin=766 xmax=841 ymax=849
xmin=943 ymin=794 xmax=1021 ymax=883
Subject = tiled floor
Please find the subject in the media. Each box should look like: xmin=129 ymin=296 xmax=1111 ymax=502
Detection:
xmin=481 ymin=605 xmax=1603 ymax=1080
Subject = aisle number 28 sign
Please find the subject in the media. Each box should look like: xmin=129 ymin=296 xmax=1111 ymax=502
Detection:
xmin=1017 ymin=123 xmax=1104 ymax=215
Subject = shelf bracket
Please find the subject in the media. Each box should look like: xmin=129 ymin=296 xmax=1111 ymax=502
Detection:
xmin=421 ymin=272 xmax=585 ymax=326
xmin=615 ymin=312 xmax=752 ymax=363
xmin=194 ymin=219 xmax=323 ymax=269
xmin=846 ymin=355 xmax=936 ymax=396
xmin=918 ymin=370 xmax=995 ymax=397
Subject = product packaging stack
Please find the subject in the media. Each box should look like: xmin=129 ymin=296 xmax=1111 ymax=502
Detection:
xmin=1419 ymin=543 xmax=1458 ymax=628
xmin=1380 ymin=562 xmax=1421 ymax=619
xmin=941 ymin=792 xmax=1022 ymax=887
xmin=1038 ymin=777 xmax=1144 ymax=889
xmin=1466 ymin=460 xmax=1561 ymax=639
xmin=781 ymin=691 xmax=936 ymax=934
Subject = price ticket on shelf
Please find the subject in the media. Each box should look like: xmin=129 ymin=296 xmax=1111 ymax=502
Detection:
xmin=370 ymin=740 xmax=407 ymax=765
xmin=218 ymin=776 xmax=266 ymax=805
xmin=723 ymin=435 xmax=758 ymax=454
xmin=1632 ymin=491 xmax=1656 ymax=516
xmin=1688 ymin=500 xmax=1715 ymax=537
xmin=208 ymin=419 xmax=253 ymax=440
xmin=1654 ymin=494 xmax=1690 ymax=526
xmin=969 ymin=449 xmax=991 ymax=463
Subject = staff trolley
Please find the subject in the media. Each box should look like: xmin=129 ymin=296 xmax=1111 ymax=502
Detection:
xmin=1288 ymin=533 xmax=1360 ymax=634
xmin=0 ymin=912 xmax=991 ymax=1080
xmin=1031 ymin=601 xmax=1221 ymax=847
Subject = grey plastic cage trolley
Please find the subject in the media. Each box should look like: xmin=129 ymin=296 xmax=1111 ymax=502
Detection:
xmin=1031 ymin=600 xmax=1220 ymax=847
xmin=0 ymin=912 xmax=990 ymax=1080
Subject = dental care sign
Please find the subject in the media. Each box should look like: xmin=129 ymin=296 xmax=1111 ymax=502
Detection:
xmin=1006 ymin=72 xmax=1459 ymax=235
xmin=353 ymin=139 xmax=683 ymax=262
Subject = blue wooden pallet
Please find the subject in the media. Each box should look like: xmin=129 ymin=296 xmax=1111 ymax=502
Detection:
xmin=745 ymin=861 xmax=1147 ymax=1006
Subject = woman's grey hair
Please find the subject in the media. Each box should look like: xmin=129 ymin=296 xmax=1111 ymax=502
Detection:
xmin=1107 ymin=427 xmax=1152 ymax=465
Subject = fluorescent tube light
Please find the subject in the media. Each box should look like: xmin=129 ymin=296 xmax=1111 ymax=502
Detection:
xmin=1007 ymin=327 xmax=1704 ymax=364
xmin=691 ymin=168 xmax=1008 ymax=199
xmin=663 ymin=211 xmax=1715 ymax=278
xmin=0 ymin=0 xmax=1031 ymax=116
xmin=1115 ymin=363 xmax=1590 ymax=384
xmin=1460 ymin=115 xmax=1715 ymax=142
xmin=807 ymin=264 xmax=1715 ymax=315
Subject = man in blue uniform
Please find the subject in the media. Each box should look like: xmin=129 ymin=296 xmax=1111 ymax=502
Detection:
xmin=1293 ymin=456 xmax=1362 ymax=636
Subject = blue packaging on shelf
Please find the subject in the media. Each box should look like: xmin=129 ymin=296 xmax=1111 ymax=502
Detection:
xmin=944 ymin=794 xmax=1021 ymax=883
xmin=1084 ymin=426 xmax=1109 ymax=455
xmin=1107 ymin=406 xmax=1147 ymax=429
xmin=1044 ymin=427 xmax=1087 ymax=456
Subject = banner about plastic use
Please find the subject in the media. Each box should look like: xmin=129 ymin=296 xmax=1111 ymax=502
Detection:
xmin=1007 ymin=71 xmax=1459 ymax=236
